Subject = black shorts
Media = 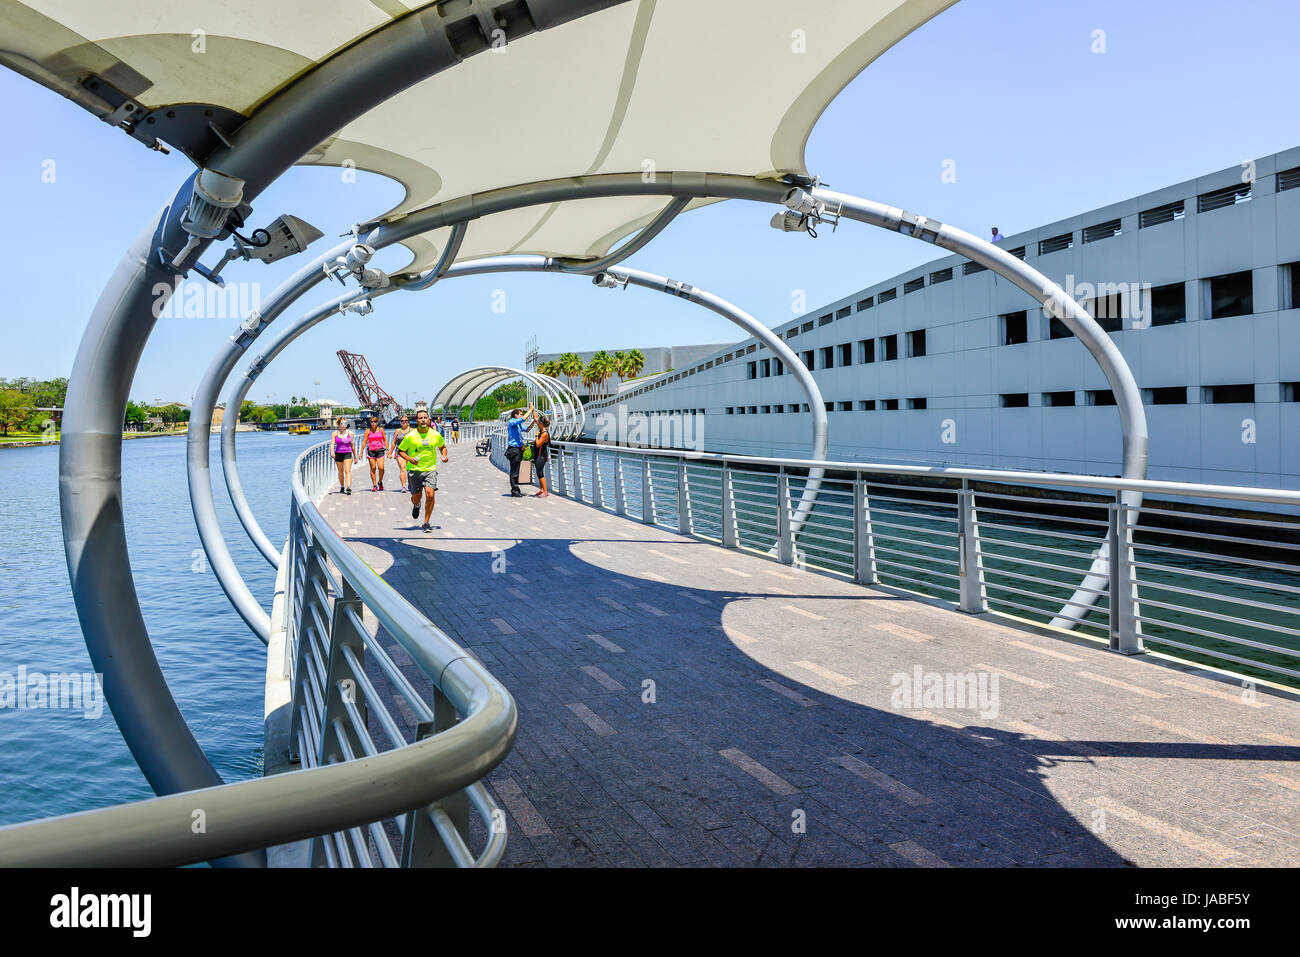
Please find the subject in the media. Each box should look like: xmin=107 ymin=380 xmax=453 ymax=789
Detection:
xmin=367 ymin=448 xmax=385 ymax=459
xmin=334 ymin=451 xmax=352 ymax=462
xmin=408 ymin=470 xmax=438 ymax=494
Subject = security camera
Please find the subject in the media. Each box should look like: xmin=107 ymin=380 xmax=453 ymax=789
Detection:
xmin=770 ymin=210 xmax=810 ymax=233
xmin=326 ymin=243 xmax=376 ymax=284
xmin=782 ymin=187 xmax=823 ymax=217
xmin=239 ymin=214 xmax=324 ymax=263
xmin=592 ymin=271 xmax=628 ymax=289
xmin=342 ymin=298 xmax=373 ymax=316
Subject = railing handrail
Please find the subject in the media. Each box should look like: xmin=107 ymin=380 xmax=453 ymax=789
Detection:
xmin=0 ymin=442 xmax=516 ymax=867
xmin=552 ymin=440 xmax=1300 ymax=508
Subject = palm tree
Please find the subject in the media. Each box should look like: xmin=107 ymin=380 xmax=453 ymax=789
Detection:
xmin=588 ymin=350 xmax=615 ymax=399
xmin=558 ymin=352 xmax=583 ymax=391
xmin=623 ymin=348 xmax=646 ymax=380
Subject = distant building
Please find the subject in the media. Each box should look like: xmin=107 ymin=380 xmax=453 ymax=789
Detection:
xmin=535 ymin=344 xmax=734 ymax=401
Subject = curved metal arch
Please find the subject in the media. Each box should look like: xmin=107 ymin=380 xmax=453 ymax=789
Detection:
xmin=435 ymin=366 xmax=581 ymax=440
xmin=55 ymin=0 xmax=634 ymax=864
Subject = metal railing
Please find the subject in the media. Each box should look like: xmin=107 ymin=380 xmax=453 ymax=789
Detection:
xmin=547 ymin=440 xmax=1300 ymax=687
xmin=0 ymin=441 xmax=516 ymax=867
xmin=283 ymin=441 xmax=514 ymax=866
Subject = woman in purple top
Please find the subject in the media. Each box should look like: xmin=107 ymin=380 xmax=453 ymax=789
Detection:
xmin=331 ymin=416 xmax=355 ymax=495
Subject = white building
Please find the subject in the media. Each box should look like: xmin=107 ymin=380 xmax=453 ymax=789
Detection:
xmin=584 ymin=147 xmax=1300 ymax=492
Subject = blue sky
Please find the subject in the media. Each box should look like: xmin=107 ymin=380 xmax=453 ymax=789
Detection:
xmin=1 ymin=0 xmax=1297 ymax=406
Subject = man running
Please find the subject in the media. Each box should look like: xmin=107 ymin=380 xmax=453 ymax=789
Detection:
xmin=503 ymin=404 xmax=534 ymax=497
xmin=363 ymin=414 xmax=388 ymax=491
xmin=396 ymin=408 xmax=449 ymax=532
xmin=389 ymin=413 xmax=412 ymax=491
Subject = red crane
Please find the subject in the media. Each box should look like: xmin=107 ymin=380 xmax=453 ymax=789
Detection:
xmin=336 ymin=350 xmax=404 ymax=425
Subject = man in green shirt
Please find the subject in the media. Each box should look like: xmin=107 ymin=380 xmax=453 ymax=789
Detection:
xmin=396 ymin=408 xmax=449 ymax=532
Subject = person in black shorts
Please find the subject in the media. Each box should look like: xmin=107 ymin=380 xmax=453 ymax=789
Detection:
xmin=530 ymin=409 xmax=551 ymax=497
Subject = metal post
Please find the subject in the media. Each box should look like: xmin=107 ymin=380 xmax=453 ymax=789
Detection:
xmin=614 ymin=453 xmax=626 ymax=515
xmin=555 ymin=446 xmax=567 ymax=497
xmin=721 ymin=463 xmax=737 ymax=549
xmin=288 ymin=528 xmax=329 ymax=765
xmin=957 ymin=483 xmax=987 ymax=614
xmin=641 ymin=457 xmax=653 ymax=524
xmin=400 ymin=685 xmax=469 ymax=867
xmin=573 ymin=446 xmax=585 ymax=503
xmin=776 ymin=469 xmax=793 ymax=564
xmin=676 ymin=459 xmax=690 ymax=535
xmin=591 ymin=450 xmax=605 ymax=509
xmin=852 ymin=475 xmax=877 ymax=584
xmin=1108 ymin=497 xmax=1144 ymax=654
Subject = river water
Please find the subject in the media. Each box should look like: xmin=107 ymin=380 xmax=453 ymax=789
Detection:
xmin=0 ymin=432 xmax=313 ymax=827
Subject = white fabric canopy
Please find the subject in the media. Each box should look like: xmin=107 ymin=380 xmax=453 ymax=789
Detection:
xmin=4 ymin=0 xmax=956 ymax=268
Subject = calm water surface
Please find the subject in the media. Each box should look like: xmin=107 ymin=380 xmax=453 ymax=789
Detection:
xmin=0 ymin=432 xmax=315 ymax=826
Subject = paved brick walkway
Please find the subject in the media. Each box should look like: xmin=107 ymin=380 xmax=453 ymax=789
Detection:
xmin=318 ymin=451 xmax=1300 ymax=867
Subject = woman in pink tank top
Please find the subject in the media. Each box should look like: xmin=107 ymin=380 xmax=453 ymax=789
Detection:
xmin=364 ymin=414 xmax=388 ymax=492
xmin=331 ymin=417 xmax=355 ymax=495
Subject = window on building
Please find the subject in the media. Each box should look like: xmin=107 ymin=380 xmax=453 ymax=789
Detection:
xmin=1140 ymin=200 xmax=1185 ymax=228
xmin=838 ymin=343 xmax=852 ymax=366
xmin=857 ymin=297 xmax=874 ymax=311
xmin=774 ymin=405 xmax=784 ymax=413
xmin=880 ymin=334 xmax=898 ymax=360
xmin=836 ymin=306 xmax=851 ymax=319
xmin=748 ymin=406 xmax=757 ymax=415
xmin=858 ymin=339 xmax=875 ymax=364
xmin=761 ymin=405 xmax=771 ymax=414
xmin=819 ymin=314 xmax=833 ymax=326
xmin=1279 ymin=167 xmax=1300 ymax=192
xmin=1281 ymin=262 xmax=1300 ymax=311
xmin=735 ymin=406 xmax=744 ymax=414
xmin=746 ymin=344 xmax=757 ymax=354
xmin=1001 ymin=310 xmax=1028 ymax=345
xmin=1044 ymin=391 xmax=1076 ymax=407
xmin=801 ymin=320 xmax=814 ymax=333
xmin=1282 ymin=383 xmax=1300 ymax=402
xmin=1000 ymin=393 xmax=1030 ymax=408
xmin=759 ymin=358 xmax=770 ymax=377
xmin=904 ymin=276 xmax=925 ymax=294
xmin=1204 ymin=384 xmax=1255 ymax=404
xmin=881 ymin=398 xmax=899 ymax=410
xmin=930 ymin=267 xmax=953 ymax=284
xmin=907 ymin=329 xmax=927 ymax=357
xmin=725 ymin=407 xmax=734 ymax=415
xmin=1144 ymin=386 xmax=1187 ymax=405
xmin=1205 ymin=270 xmax=1253 ymax=318
xmin=786 ymin=328 xmax=798 ymax=339
xmin=878 ymin=288 xmax=898 ymax=303
xmin=1038 ymin=232 xmax=1074 ymax=255
xmin=963 ymin=260 xmax=987 ymax=275
xmin=824 ymin=401 xmax=834 ymax=412
xmin=1087 ymin=389 xmax=1117 ymax=406
xmin=819 ymin=346 xmax=834 ymax=369
xmin=723 ymin=353 xmax=733 ymax=361
xmin=857 ymin=400 xmax=876 ymax=411
xmin=1007 ymin=246 xmax=1026 ymax=260
xmin=1086 ymin=289 xmax=1125 ymax=332
xmin=1082 ymin=219 xmax=1122 ymax=243
xmin=746 ymin=361 xmax=756 ymax=380
xmin=1149 ymin=282 xmax=1185 ymax=326
xmin=837 ymin=401 xmax=853 ymax=412
xmin=1198 ymin=183 xmax=1252 ymax=213
xmin=1049 ymin=316 xmax=1075 ymax=339
xmin=774 ymin=358 xmax=784 ymax=376
xmin=801 ymin=350 xmax=814 ymax=370
xmin=907 ymin=397 xmax=927 ymax=409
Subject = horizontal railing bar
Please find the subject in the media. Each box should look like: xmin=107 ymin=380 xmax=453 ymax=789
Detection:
xmin=982 ymin=569 xmax=1111 ymax=598
xmin=1129 ymin=541 xmax=1300 ymax=575
xmin=983 ymin=578 xmax=1109 ymax=603
xmin=872 ymin=543 xmax=957 ymax=565
xmin=1132 ymin=597 xmax=1300 ymax=640
xmin=1138 ymin=523 xmax=1300 ymax=552
xmin=975 ymin=520 xmax=1107 ymax=545
xmin=871 ymin=534 xmax=960 ymax=554
xmin=873 ymin=557 xmax=961 ymax=581
xmin=1128 ymin=558 xmax=1300 ymax=596
xmin=1130 ymin=632 xmax=1300 ymax=681
xmin=987 ymin=594 xmax=1094 ymax=622
xmin=1133 ymin=614 xmax=1300 ymax=661
xmin=977 ymin=536 xmax=1094 ymax=561
xmin=1133 ymin=578 xmax=1300 ymax=617
xmin=971 ymin=505 xmax=1111 ymax=529
xmin=553 ymin=441 xmax=1300 ymax=507
xmin=873 ymin=568 xmax=961 ymax=592
xmin=980 ymin=550 xmax=1096 ymax=578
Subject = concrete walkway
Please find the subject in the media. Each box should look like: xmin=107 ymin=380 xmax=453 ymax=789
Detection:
xmin=318 ymin=451 xmax=1300 ymax=867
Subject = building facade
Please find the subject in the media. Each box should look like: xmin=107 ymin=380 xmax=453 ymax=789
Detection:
xmin=535 ymin=343 xmax=733 ymax=401
xmin=583 ymin=147 xmax=1300 ymax=491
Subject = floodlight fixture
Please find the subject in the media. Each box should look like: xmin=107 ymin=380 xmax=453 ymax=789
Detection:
xmin=169 ymin=168 xmax=245 ymax=268
xmin=592 ymin=271 xmax=629 ymax=289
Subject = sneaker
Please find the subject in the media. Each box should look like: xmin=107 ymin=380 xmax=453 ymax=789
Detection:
xmin=340 ymin=485 xmax=345 ymax=494
xmin=421 ymin=523 xmax=431 ymax=533
xmin=371 ymin=485 xmax=378 ymax=492
xmin=533 ymin=491 xmax=543 ymax=497
xmin=412 ymin=504 xmax=420 ymax=519
xmin=538 ymin=491 xmax=549 ymax=497
xmin=378 ymin=482 xmax=384 ymax=491
xmin=345 ymin=487 xmax=352 ymax=495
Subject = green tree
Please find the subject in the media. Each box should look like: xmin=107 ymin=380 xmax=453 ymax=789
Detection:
xmin=587 ymin=350 xmax=615 ymax=398
xmin=558 ymin=352 xmax=583 ymax=391
xmin=623 ymin=348 xmax=646 ymax=380
xmin=240 ymin=400 xmax=258 ymax=422
xmin=259 ymin=408 xmax=279 ymax=425
xmin=0 ymin=389 xmax=34 ymax=436
xmin=124 ymin=400 xmax=147 ymax=430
